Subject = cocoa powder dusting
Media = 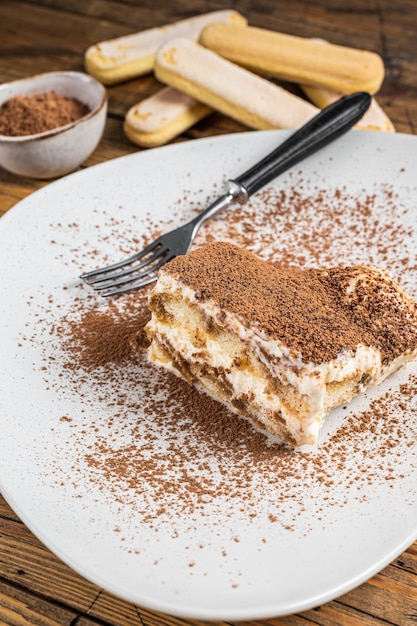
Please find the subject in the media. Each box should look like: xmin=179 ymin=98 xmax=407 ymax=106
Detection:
xmin=0 ymin=91 xmax=90 ymax=136
xmin=164 ymin=242 xmax=417 ymax=363
xmin=23 ymin=181 xmax=417 ymax=568
xmin=61 ymin=302 xmax=150 ymax=371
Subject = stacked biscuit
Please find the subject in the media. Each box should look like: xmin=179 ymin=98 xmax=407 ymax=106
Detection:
xmin=85 ymin=10 xmax=394 ymax=148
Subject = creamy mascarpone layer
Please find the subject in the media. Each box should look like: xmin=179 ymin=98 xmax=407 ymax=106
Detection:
xmin=147 ymin=273 xmax=405 ymax=444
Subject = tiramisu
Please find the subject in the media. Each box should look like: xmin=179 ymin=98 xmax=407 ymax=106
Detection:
xmin=145 ymin=242 xmax=417 ymax=447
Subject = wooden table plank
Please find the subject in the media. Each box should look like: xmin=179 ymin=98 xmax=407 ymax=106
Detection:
xmin=0 ymin=527 xmax=100 ymax=613
xmin=1 ymin=1 xmax=417 ymax=625
xmin=0 ymin=579 xmax=77 ymax=626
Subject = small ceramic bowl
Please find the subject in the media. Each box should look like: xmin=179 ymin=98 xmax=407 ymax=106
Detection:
xmin=0 ymin=71 xmax=107 ymax=179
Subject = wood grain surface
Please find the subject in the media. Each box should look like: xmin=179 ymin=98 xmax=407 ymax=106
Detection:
xmin=0 ymin=1 xmax=416 ymax=624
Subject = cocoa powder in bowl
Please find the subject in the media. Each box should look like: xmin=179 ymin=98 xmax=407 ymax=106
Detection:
xmin=0 ymin=91 xmax=90 ymax=136
xmin=0 ymin=71 xmax=107 ymax=178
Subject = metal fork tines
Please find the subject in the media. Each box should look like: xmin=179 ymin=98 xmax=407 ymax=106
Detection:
xmin=80 ymin=237 xmax=175 ymax=297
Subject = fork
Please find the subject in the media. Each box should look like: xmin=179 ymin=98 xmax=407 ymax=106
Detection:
xmin=80 ymin=91 xmax=371 ymax=297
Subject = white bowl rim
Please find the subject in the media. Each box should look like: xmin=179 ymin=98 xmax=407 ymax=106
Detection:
xmin=0 ymin=70 xmax=107 ymax=143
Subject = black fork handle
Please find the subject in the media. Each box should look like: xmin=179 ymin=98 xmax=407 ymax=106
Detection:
xmin=231 ymin=91 xmax=371 ymax=198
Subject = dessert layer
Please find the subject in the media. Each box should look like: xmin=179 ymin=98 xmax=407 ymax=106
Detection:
xmin=146 ymin=243 xmax=417 ymax=446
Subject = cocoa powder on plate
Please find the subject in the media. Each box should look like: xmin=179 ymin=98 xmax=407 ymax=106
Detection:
xmin=25 ymin=182 xmax=417 ymax=540
xmin=61 ymin=301 xmax=150 ymax=371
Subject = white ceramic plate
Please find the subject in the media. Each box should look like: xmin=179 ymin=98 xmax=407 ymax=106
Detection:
xmin=1 ymin=130 xmax=417 ymax=620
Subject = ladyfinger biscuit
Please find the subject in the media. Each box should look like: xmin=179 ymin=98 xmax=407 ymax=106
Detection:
xmin=199 ymin=23 xmax=385 ymax=94
xmin=124 ymin=86 xmax=212 ymax=148
xmin=301 ymin=84 xmax=395 ymax=132
xmin=298 ymin=39 xmax=394 ymax=132
xmin=154 ymin=38 xmax=319 ymax=131
xmin=85 ymin=10 xmax=246 ymax=85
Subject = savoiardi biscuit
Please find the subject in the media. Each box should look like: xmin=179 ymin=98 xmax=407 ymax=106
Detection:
xmin=199 ymin=22 xmax=385 ymax=95
xmin=124 ymin=86 xmax=212 ymax=147
xmin=154 ymin=37 xmax=319 ymax=130
xmin=85 ymin=10 xmax=247 ymax=85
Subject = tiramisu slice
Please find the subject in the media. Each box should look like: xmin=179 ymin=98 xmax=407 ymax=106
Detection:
xmin=145 ymin=242 xmax=417 ymax=447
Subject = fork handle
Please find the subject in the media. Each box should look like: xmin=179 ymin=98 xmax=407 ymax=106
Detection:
xmin=230 ymin=91 xmax=371 ymax=199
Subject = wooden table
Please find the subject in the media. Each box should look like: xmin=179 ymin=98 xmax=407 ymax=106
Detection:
xmin=1 ymin=1 xmax=416 ymax=624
